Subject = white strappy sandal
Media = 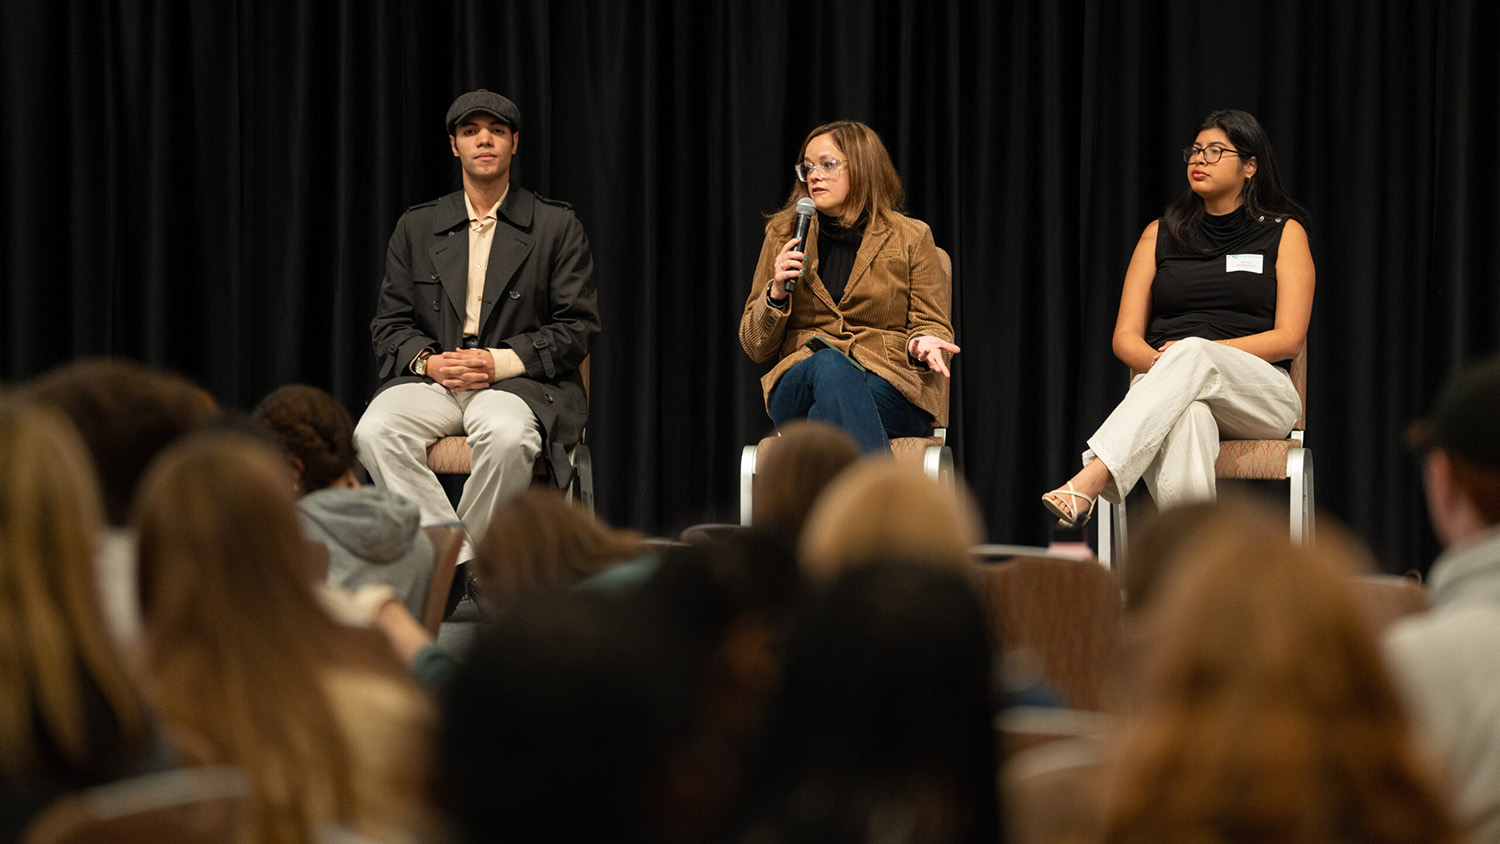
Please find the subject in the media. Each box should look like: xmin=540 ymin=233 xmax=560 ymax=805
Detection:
xmin=1041 ymin=482 xmax=1097 ymax=529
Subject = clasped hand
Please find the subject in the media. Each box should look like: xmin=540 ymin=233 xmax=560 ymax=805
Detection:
xmin=428 ymin=349 xmax=495 ymax=392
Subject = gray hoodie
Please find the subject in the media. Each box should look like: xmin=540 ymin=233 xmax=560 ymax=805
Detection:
xmin=298 ymin=487 xmax=435 ymax=619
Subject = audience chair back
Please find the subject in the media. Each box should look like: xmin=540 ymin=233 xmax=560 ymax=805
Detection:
xmin=1098 ymin=344 xmax=1314 ymax=567
xmin=1349 ymin=574 xmax=1431 ymax=634
xmin=424 ymin=357 xmax=594 ymax=513
xmin=968 ymin=556 xmax=1122 ymax=711
xmin=22 ymin=767 xmax=252 ymax=844
xmin=740 ymin=249 xmax=957 ymax=525
xmin=420 ymin=524 xmax=465 ymax=636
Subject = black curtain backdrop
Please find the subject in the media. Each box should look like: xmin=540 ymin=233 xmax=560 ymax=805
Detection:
xmin=3 ymin=0 xmax=1497 ymax=573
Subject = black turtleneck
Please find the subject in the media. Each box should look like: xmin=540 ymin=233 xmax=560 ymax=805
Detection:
xmin=816 ymin=213 xmax=864 ymax=304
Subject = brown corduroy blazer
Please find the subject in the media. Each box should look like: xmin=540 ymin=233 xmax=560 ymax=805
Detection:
xmin=739 ymin=211 xmax=953 ymax=421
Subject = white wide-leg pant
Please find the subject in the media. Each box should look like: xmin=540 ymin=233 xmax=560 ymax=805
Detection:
xmin=1082 ymin=337 xmax=1301 ymax=509
xmin=354 ymin=382 xmax=542 ymax=560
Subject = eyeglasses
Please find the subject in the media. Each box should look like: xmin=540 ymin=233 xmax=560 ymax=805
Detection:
xmin=795 ymin=157 xmax=847 ymax=182
xmin=1183 ymin=145 xmax=1250 ymax=165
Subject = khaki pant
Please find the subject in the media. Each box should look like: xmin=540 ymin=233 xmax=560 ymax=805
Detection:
xmin=355 ymin=382 xmax=541 ymax=560
xmin=1083 ymin=337 xmax=1301 ymax=509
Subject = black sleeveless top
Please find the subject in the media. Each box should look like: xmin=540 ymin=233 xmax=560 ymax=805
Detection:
xmin=1147 ymin=209 xmax=1285 ymax=351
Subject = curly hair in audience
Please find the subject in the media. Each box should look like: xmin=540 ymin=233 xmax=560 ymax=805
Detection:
xmin=0 ymin=396 xmax=150 ymax=784
xmin=132 ymin=430 xmax=429 ymax=844
xmin=252 ymin=384 xmax=358 ymax=493
xmin=1102 ymin=509 xmax=1458 ymax=844
xmin=471 ymin=487 xmax=647 ymax=610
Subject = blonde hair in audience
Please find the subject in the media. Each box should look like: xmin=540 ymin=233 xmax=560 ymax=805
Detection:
xmin=0 ymin=398 xmax=148 ymax=780
xmin=798 ymin=459 xmax=983 ymax=581
xmin=471 ymin=487 xmax=646 ymax=609
xmin=133 ymin=430 xmax=422 ymax=844
xmin=1103 ymin=510 xmax=1458 ymax=844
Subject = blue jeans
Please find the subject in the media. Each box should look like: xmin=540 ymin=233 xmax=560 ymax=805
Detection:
xmin=767 ymin=349 xmax=933 ymax=453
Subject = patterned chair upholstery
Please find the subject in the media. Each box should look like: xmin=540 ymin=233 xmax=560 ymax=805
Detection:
xmin=422 ymin=357 xmax=593 ymax=514
xmin=968 ymin=556 xmax=1122 ymax=711
xmin=739 ymin=250 xmax=956 ymax=525
xmin=1097 ymin=346 xmax=1313 ymax=568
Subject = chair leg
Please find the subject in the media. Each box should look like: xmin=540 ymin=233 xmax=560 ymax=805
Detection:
xmin=923 ymin=444 xmax=954 ymax=487
xmin=569 ymin=444 xmax=594 ymax=516
xmin=1288 ymin=446 xmax=1314 ymax=545
xmin=740 ymin=445 xmax=759 ymax=527
xmin=1096 ymin=496 xmax=1128 ymax=570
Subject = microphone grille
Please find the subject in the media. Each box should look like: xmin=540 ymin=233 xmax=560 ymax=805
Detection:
xmin=796 ymin=197 xmax=816 ymax=216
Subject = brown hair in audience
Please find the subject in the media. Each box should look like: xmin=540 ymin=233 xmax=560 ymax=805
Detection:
xmin=752 ymin=420 xmax=861 ymax=547
xmin=251 ymin=384 xmax=359 ymax=493
xmin=1103 ymin=503 xmax=1458 ymax=844
xmin=470 ymin=487 xmax=647 ymax=611
xmin=798 ymin=459 xmax=983 ymax=581
xmin=24 ymin=358 xmax=217 ymax=526
xmin=0 ymin=397 xmax=151 ymax=788
xmin=734 ymin=562 xmax=1001 ymax=844
xmin=132 ymin=430 xmax=432 ymax=844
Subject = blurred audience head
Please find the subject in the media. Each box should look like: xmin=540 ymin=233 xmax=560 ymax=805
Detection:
xmin=0 ymin=395 xmax=149 ymax=786
xmin=1408 ymin=354 xmax=1500 ymax=546
xmin=1120 ymin=495 xmax=1284 ymax=614
xmin=437 ymin=590 xmax=689 ymax=844
xmin=470 ymin=487 xmax=646 ymax=613
xmin=799 ymin=459 xmax=983 ymax=581
xmin=252 ymin=384 xmax=358 ymax=494
xmin=752 ymin=420 xmax=861 ymax=547
xmin=736 ymin=561 xmax=1000 ymax=844
xmin=1103 ymin=500 xmax=1457 ymax=844
xmin=132 ymin=429 xmax=420 ymax=843
xmin=24 ymin=358 xmax=218 ymax=526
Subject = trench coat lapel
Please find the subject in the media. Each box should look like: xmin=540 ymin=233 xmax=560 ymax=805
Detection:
xmin=428 ymin=193 xmax=470 ymax=325
xmin=479 ymin=189 xmax=536 ymax=332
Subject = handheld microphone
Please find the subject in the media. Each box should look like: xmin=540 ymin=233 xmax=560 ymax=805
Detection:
xmin=786 ymin=197 xmax=816 ymax=293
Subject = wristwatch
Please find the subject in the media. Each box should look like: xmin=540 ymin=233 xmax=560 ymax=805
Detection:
xmin=413 ymin=351 xmax=432 ymax=377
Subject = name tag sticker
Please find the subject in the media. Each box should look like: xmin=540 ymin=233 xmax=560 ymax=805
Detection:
xmin=1226 ymin=254 xmax=1264 ymax=274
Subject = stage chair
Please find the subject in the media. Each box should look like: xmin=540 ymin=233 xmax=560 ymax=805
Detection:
xmin=22 ymin=766 xmax=251 ymax=844
xmin=739 ymin=249 xmax=956 ymax=526
xmin=424 ymin=357 xmax=593 ymax=514
xmin=968 ymin=556 xmax=1122 ymax=712
xmin=1097 ymin=345 xmax=1313 ymax=568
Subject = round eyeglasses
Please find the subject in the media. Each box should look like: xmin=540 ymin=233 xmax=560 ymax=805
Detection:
xmin=1183 ymin=145 xmax=1250 ymax=165
xmin=795 ymin=157 xmax=847 ymax=182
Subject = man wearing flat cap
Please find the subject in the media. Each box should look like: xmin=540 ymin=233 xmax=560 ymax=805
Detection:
xmin=355 ymin=89 xmax=599 ymax=561
xmin=1385 ymin=354 xmax=1500 ymax=843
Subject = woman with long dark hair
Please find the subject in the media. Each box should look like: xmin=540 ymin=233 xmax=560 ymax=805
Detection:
xmin=740 ymin=120 xmax=959 ymax=453
xmin=1043 ymin=109 xmax=1314 ymax=526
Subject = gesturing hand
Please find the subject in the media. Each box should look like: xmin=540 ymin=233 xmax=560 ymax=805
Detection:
xmin=908 ymin=335 xmax=961 ymax=378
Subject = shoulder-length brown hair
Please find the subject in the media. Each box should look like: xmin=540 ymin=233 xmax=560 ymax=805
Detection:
xmin=471 ymin=488 xmax=647 ymax=612
xmin=132 ymin=430 xmax=416 ymax=844
xmin=773 ymin=120 xmax=906 ymax=230
xmin=1103 ymin=511 xmax=1457 ymax=844
xmin=0 ymin=396 xmax=150 ymax=783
